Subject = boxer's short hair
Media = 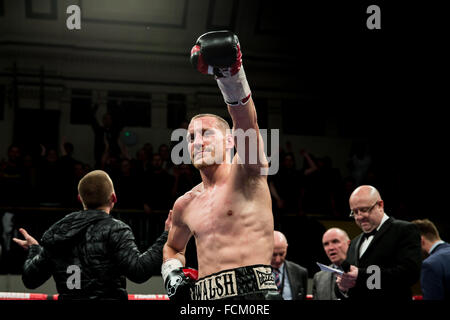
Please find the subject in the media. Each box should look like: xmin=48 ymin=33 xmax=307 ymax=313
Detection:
xmin=412 ymin=219 xmax=440 ymax=241
xmin=191 ymin=114 xmax=230 ymax=134
xmin=78 ymin=170 xmax=114 ymax=209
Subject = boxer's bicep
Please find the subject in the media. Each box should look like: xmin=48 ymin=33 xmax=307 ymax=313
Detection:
xmin=228 ymin=98 xmax=268 ymax=174
xmin=164 ymin=217 xmax=192 ymax=266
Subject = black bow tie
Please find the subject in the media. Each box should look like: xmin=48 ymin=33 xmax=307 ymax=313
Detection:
xmin=362 ymin=229 xmax=377 ymax=239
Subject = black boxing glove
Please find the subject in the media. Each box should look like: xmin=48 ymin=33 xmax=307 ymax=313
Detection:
xmin=190 ymin=30 xmax=251 ymax=106
xmin=161 ymin=258 xmax=198 ymax=302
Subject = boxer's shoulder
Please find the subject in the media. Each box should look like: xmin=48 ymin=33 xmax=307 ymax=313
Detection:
xmin=173 ymin=183 xmax=204 ymax=212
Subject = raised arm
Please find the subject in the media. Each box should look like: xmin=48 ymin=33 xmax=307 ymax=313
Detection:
xmin=190 ymin=31 xmax=268 ymax=174
xmin=227 ymin=98 xmax=268 ymax=173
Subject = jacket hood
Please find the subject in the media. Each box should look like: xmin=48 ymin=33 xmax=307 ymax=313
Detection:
xmin=41 ymin=210 xmax=110 ymax=249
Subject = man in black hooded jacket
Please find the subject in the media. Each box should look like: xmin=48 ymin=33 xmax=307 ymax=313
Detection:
xmin=13 ymin=170 xmax=170 ymax=300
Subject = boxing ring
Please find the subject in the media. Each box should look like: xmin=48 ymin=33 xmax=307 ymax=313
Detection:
xmin=0 ymin=292 xmax=169 ymax=300
xmin=0 ymin=292 xmax=424 ymax=300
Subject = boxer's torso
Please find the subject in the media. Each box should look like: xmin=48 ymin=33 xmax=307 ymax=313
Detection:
xmin=175 ymin=164 xmax=273 ymax=278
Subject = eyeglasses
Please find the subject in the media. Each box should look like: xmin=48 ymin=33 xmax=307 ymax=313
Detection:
xmin=349 ymin=201 xmax=380 ymax=218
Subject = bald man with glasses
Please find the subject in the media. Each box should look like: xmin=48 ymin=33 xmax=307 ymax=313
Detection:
xmin=335 ymin=185 xmax=422 ymax=300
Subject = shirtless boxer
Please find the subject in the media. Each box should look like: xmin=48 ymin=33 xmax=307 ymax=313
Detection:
xmin=161 ymin=31 xmax=280 ymax=301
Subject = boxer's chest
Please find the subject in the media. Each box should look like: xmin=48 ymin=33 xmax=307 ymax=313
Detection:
xmin=185 ymin=185 xmax=246 ymax=238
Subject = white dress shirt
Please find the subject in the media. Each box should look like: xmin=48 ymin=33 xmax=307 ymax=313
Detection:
xmin=359 ymin=213 xmax=389 ymax=258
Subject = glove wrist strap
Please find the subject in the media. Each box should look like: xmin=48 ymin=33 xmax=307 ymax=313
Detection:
xmin=161 ymin=258 xmax=183 ymax=282
xmin=216 ymin=67 xmax=251 ymax=106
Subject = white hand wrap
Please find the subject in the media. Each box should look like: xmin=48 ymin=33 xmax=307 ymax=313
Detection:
xmin=161 ymin=258 xmax=183 ymax=283
xmin=216 ymin=67 xmax=251 ymax=106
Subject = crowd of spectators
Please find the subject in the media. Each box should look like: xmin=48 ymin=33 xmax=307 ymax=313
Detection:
xmin=0 ymin=113 xmax=415 ymax=275
xmin=0 ymin=141 xmax=203 ymax=212
xmin=0 ymin=125 xmax=408 ymax=220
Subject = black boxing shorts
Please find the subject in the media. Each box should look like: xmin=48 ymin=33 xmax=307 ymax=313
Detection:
xmin=190 ymin=264 xmax=283 ymax=300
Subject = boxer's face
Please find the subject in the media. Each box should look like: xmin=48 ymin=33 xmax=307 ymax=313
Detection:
xmin=322 ymin=230 xmax=349 ymax=265
xmin=350 ymin=195 xmax=384 ymax=233
xmin=188 ymin=117 xmax=227 ymax=169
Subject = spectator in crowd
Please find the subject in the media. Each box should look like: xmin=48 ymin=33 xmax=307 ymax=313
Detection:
xmin=412 ymin=219 xmax=450 ymax=300
xmin=269 ymin=153 xmax=299 ymax=216
xmin=269 ymin=149 xmax=317 ymax=226
xmin=271 ymin=230 xmax=308 ymax=300
xmin=169 ymin=119 xmax=189 ymax=152
xmin=158 ymin=144 xmax=173 ymax=174
xmin=91 ymin=103 xmax=124 ymax=169
xmin=13 ymin=170 xmax=170 ymax=300
xmin=59 ymin=138 xmax=81 ymax=206
xmin=36 ymin=145 xmax=63 ymax=206
xmin=0 ymin=212 xmax=25 ymax=274
xmin=101 ymin=151 xmax=121 ymax=182
xmin=22 ymin=153 xmax=38 ymax=206
xmin=171 ymin=164 xmax=201 ymax=201
xmin=348 ymin=141 xmax=372 ymax=186
xmin=313 ymin=227 xmax=350 ymax=300
xmin=302 ymin=156 xmax=342 ymax=216
xmin=335 ymin=185 xmax=422 ymax=300
xmin=64 ymin=161 xmax=88 ymax=208
xmin=59 ymin=138 xmax=77 ymax=170
xmin=0 ymin=144 xmax=26 ymax=206
xmin=133 ymin=146 xmax=150 ymax=176
xmin=100 ymin=128 xmax=131 ymax=180
xmin=142 ymin=143 xmax=154 ymax=158
xmin=342 ymin=176 xmax=356 ymax=204
xmin=114 ymin=159 xmax=143 ymax=210
xmin=142 ymin=154 xmax=174 ymax=214
xmin=332 ymin=176 xmax=356 ymax=218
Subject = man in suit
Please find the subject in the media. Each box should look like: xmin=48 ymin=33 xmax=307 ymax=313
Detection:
xmin=412 ymin=219 xmax=450 ymax=300
xmin=313 ymin=228 xmax=350 ymax=300
xmin=271 ymin=231 xmax=308 ymax=300
xmin=336 ymin=185 xmax=422 ymax=300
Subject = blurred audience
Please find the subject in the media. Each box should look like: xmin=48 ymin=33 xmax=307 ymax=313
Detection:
xmin=269 ymin=148 xmax=318 ymax=227
xmin=0 ymin=145 xmax=26 ymax=206
xmin=142 ymin=154 xmax=174 ymax=214
xmin=90 ymin=104 xmax=124 ymax=169
xmin=348 ymin=141 xmax=372 ymax=186
xmin=172 ymin=163 xmax=201 ymax=201
xmin=0 ymin=137 xmax=423 ymax=227
xmin=114 ymin=159 xmax=143 ymax=210
xmin=302 ymin=156 xmax=343 ymax=217
xmin=36 ymin=146 xmax=63 ymax=206
xmin=158 ymin=144 xmax=173 ymax=174
xmin=0 ymin=212 xmax=25 ymax=274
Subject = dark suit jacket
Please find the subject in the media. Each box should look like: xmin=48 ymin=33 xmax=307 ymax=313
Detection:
xmin=336 ymin=217 xmax=422 ymax=300
xmin=284 ymin=260 xmax=308 ymax=300
xmin=421 ymin=242 xmax=450 ymax=300
xmin=313 ymin=268 xmax=339 ymax=300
